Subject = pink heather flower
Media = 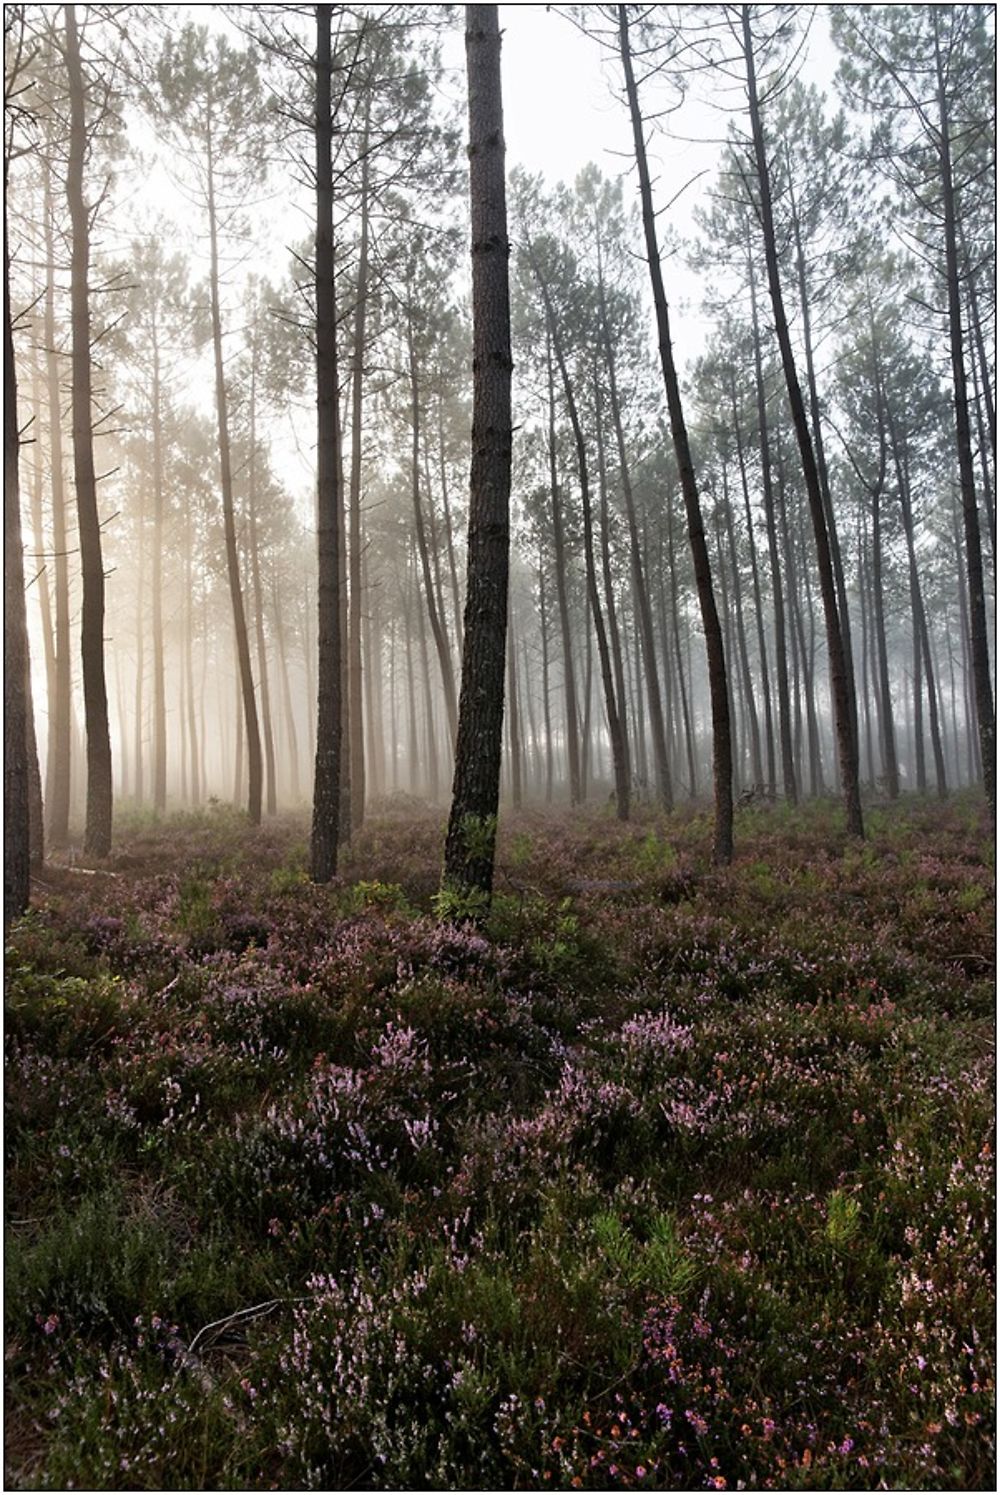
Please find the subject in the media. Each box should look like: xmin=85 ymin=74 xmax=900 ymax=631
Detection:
xmin=636 ymin=1467 xmax=647 ymax=1479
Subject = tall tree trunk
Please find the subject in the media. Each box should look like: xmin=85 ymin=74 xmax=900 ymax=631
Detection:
xmin=42 ymin=154 xmax=72 ymax=847
xmin=887 ymin=408 xmax=947 ymax=796
xmin=28 ymin=357 xmax=57 ymax=803
xmin=665 ymin=500 xmax=697 ymax=797
xmin=408 ymin=310 xmax=459 ymax=749
xmin=247 ymin=359 xmax=277 ymax=816
xmin=507 ymin=601 xmax=523 ymax=809
xmin=593 ymin=362 xmax=632 ymax=798
xmin=346 ymin=103 xmax=370 ymax=833
xmin=417 ymin=592 xmax=439 ymax=800
xmin=545 ymin=331 xmax=582 ymax=806
xmin=362 ymin=541 xmax=384 ymax=800
xmin=742 ymin=5 xmax=861 ymax=836
xmin=748 ymin=246 xmax=795 ymax=802
xmin=538 ymin=555 xmax=554 ymax=802
xmin=619 ymin=3 xmax=731 ymax=860
xmin=311 ymin=4 xmax=343 ymax=877
xmin=272 ymin=574 xmax=300 ymax=804
xmin=66 ymin=2 xmax=112 ymax=857
xmin=722 ymin=462 xmax=763 ymax=789
xmin=869 ymin=399 xmax=899 ymax=798
xmin=206 ymin=84 xmax=262 ymax=826
xmin=150 ymin=322 xmax=167 ymax=813
xmin=5 ymin=156 xmax=30 ymax=924
xmin=133 ymin=475 xmax=145 ymax=806
xmin=730 ymin=376 xmax=774 ymax=792
xmin=438 ymin=398 xmax=464 ymax=658
xmin=531 ymin=251 xmax=629 ymax=820
xmin=788 ymin=162 xmax=859 ymax=758
xmin=597 ymin=259 xmax=673 ymax=809
xmin=935 ymin=13 xmax=995 ymax=809
xmin=183 ymin=491 xmax=200 ymax=806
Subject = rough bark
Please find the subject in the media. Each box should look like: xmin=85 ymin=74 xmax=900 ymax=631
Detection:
xmin=442 ymin=4 xmax=513 ymax=903
xmin=66 ymin=2 xmax=113 ymax=857
xmin=42 ymin=154 xmax=73 ymax=846
xmin=5 ymin=156 xmax=30 ymax=925
xmin=934 ymin=13 xmax=995 ymax=811
xmin=310 ymin=1 xmax=343 ymax=879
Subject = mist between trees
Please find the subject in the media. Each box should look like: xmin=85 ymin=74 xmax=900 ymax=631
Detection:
xmin=4 ymin=4 xmax=995 ymax=917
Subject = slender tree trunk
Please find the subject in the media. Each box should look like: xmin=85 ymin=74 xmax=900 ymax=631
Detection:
xmin=438 ymin=399 xmax=464 ymax=658
xmin=507 ymin=602 xmax=523 ymax=809
xmin=730 ymin=372 xmax=775 ymax=795
xmin=593 ymin=362 xmax=632 ymax=798
xmin=311 ymin=3 xmax=343 ymax=878
xmin=417 ymin=588 xmax=439 ymax=801
xmin=408 ymin=309 xmax=459 ymax=747
xmin=546 ymin=330 xmax=582 ymax=805
xmin=247 ymin=359 xmax=277 ymax=816
xmin=5 ymin=156 xmax=30 ymax=923
xmin=748 ymin=248 xmax=796 ymax=802
xmin=742 ymin=5 xmax=861 ymax=836
xmin=598 ymin=265 xmax=673 ymax=809
xmin=66 ymin=2 xmax=112 ymax=857
xmin=539 ymin=555 xmax=554 ymax=802
xmin=935 ymin=14 xmax=994 ymax=810
xmin=722 ymin=462 xmax=763 ymax=789
xmin=272 ymin=575 xmax=300 ymax=804
xmin=858 ymin=524 xmax=875 ymax=788
xmin=150 ymin=325 xmax=167 ymax=813
xmin=42 ymin=156 xmax=72 ymax=847
xmin=404 ymin=575 xmax=420 ymax=793
xmin=619 ymin=3 xmax=731 ymax=860
xmin=869 ymin=416 xmax=899 ymax=797
xmin=233 ymin=668 xmax=244 ymax=806
xmin=184 ymin=506 xmax=200 ymax=806
xmin=788 ymin=163 xmax=859 ymax=759
xmin=531 ymin=251 xmax=629 ymax=820
xmin=665 ymin=500 xmax=697 ymax=797
xmin=205 ymin=86 xmax=261 ymax=826
xmin=887 ymin=413 xmax=947 ymax=797
xmin=133 ymin=474 xmax=145 ymax=806
xmin=346 ymin=104 xmax=370 ymax=833
xmin=28 ymin=358 xmax=57 ymax=810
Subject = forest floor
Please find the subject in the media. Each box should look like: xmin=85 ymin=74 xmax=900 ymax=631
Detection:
xmin=4 ymin=793 xmax=995 ymax=1491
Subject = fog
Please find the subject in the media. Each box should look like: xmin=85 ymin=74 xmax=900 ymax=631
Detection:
xmin=6 ymin=3 xmax=995 ymax=851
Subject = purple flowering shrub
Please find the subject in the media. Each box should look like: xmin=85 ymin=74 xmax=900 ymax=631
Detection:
xmin=4 ymin=794 xmax=994 ymax=1489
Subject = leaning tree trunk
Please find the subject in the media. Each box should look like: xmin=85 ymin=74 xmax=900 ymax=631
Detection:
xmin=741 ymin=3 xmax=862 ymax=838
xmin=311 ymin=1 xmax=343 ymax=879
xmin=442 ymin=3 xmax=513 ymax=907
xmin=618 ymin=3 xmax=732 ymax=861
xmin=65 ymin=2 xmax=112 ymax=857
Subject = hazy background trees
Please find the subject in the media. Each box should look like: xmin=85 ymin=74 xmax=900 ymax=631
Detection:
xmin=5 ymin=2 xmax=994 ymax=877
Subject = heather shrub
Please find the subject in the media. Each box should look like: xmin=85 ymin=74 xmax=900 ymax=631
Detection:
xmin=4 ymin=797 xmax=993 ymax=1490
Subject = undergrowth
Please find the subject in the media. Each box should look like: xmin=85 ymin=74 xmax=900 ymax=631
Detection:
xmin=5 ymin=794 xmax=994 ymax=1489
